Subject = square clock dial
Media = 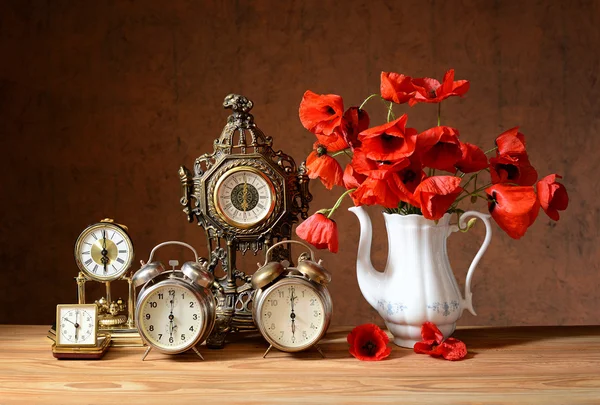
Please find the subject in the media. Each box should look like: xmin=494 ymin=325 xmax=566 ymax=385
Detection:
xmin=56 ymin=304 xmax=98 ymax=347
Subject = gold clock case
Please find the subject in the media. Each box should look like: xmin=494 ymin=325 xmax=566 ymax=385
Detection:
xmin=253 ymin=275 xmax=332 ymax=353
xmin=55 ymin=304 xmax=98 ymax=348
xmin=213 ymin=165 xmax=277 ymax=229
xmin=179 ymin=94 xmax=312 ymax=349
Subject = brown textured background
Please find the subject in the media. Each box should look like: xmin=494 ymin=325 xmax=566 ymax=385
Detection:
xmin=0 ymin=0 xmax=598 ymax=327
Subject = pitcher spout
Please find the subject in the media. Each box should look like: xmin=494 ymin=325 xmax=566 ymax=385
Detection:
xmin=348 ymin=206 xmax=384 ymax=309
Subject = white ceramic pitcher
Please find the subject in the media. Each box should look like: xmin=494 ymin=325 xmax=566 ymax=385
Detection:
xmin=349 ymin=206 xmax=492 ymax=348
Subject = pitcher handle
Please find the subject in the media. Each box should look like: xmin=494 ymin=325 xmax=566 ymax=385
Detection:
xmin=451 ymin=211 xmax=492 ymax=316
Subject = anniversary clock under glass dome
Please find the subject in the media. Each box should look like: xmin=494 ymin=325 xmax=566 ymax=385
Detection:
xmin=179 ymin=94 xmax=312 ymax=348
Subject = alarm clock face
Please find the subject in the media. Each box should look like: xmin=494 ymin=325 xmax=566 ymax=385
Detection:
xmin=56 ymin=304 xmax=97 ymax=346
xmin=137 ymin=282 xmax=207 ymax=353
xmin=214 ymin=167 xmax=275 ymax=228
xmin=75 ymin=222 xmax=134 ymax=281
xmin=257 ymin=279 xmax=329 ymax=351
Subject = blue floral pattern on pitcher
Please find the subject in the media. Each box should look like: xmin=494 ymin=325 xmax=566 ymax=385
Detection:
xmin=427 ymin=301 xmax=460 ymax=316
xmin=377 ymin=299 xmax=407 ymax=315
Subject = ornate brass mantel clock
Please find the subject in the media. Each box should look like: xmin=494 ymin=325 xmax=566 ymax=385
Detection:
xmin=179 ymin=94 xmax=312 ymax=348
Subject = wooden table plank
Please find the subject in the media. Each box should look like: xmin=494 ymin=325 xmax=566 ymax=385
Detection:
xmin=1 ymin=325 xmax=599 ymax=404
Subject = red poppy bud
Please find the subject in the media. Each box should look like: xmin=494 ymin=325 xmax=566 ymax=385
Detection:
xmin=347 ymin=323 xmax=392 ymax=361
xmin=537 ymin=174 xmax=569 ymax=221
xmin=486 ymin=184 xmax=540 ymax=239
xmin=414 ymin=176 xmax=463 ymax=220
xmin=295 ymin=213 xmax=339 ymax=253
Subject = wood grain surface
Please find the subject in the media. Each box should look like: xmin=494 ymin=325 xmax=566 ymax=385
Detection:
xmin=1 ymin=325 xmax=599 ymax=404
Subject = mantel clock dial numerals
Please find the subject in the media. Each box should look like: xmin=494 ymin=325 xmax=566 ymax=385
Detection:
xmin=214 ymin=167 xmax=276 ymax=229
xmin=75 ymin=223 xmax=134 ymax=282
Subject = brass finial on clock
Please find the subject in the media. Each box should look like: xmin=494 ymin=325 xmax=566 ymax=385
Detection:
xmin=179 ymin=94 xmax=312 ymax=348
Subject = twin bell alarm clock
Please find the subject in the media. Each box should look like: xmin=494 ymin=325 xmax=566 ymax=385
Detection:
xmin=132 ymin=241 xmax=217 ymax=360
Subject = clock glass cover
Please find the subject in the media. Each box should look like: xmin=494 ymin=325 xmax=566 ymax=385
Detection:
xmin=138 ymin=283 xmax=205 ymax=352
xmin=214 ymin=167 xmax=275 ymax=228
xmin=259 ymin=282 xmax=326 ymax=350
xmin=75 ymin=223 xmax=133 ymax=281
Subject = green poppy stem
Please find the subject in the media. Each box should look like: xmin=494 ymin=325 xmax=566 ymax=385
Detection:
xmin=326 ymin=188 xmax=356 ymax=219
xmin=359 ymin=94 xmax=380 ymax=110
xmin=437 ymin=103 xmax=441 ymax=127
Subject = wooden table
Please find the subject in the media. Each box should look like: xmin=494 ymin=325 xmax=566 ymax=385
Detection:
xmin=1 ymin=325 xmax=599 ymax=404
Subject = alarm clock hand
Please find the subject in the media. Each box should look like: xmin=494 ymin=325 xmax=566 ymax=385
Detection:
xmin=290 ymin=289 xmax=296 ymax=337
xmin=101 ymin=229 xmax=108 ymax=273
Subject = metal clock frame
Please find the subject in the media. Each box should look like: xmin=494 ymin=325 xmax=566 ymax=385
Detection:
xmin=179 ymin=94 xmax=312 ymax=348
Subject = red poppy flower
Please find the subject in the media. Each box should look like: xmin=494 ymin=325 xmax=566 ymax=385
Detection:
xmin=347 ymin=324 xmax=392 ymax=361
xmin=348 ymin=150 xmax=416 ymax=208
xmin=409 ymin=69 xmax=470 ymax=106
xmin=339 ymin=107 xmax=370 ymax=150
xmin=358 ymin=115 xmax=418 ymax=161
xmin=343 ymin=163 xmax=367 ymax=190
xmin=495 ymin=127 xmax=528 ymax=158
xmin=414 ymin=176 xmax=463 ymax=220
xmin=299 ymin=90 xmax=344 ymax=135
xmin=489 ymin=154 xmax=538 ymax=186
xmin=295 ymin=213 xmax=339 ymax=253
xmin=416 ymin=126 xmax=462 ymax=172
xmin=306 ymin=148 xmax=344 ymax=190
xmin=351 ymin=148 xmax=409 ymax=179
xmin=380 ymin=72 xmax=416 ymax=104
xmin=351 ymin=176 xmax=415 ymax=208
xmin=455 ymin=142 xmax=488 ymax=173
xmin=314 ymin=133 xmax=349 ymax=153
xmin=486 ymin=184 xmax=540 ymax=239
xmin=413 ymin=322 xmax=467 ymax=361
xmin=397 ymin=155 xmax=426 ymax=193
xmin=537 ymin=174 xmax=569 ymax=221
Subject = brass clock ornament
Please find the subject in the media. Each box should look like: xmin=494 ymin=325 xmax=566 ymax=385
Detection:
xmin=252 ymin=241 xmax=332 ymax=357
xmin=52 ymin=304 xmax=111 ymax=359
xmin=72 ymin=219 xmax=141 ymax=346
xmin=179 ymin=94 xmax=312 ymax=348
xmin=133 ymin=241 xmax=217 ymax=360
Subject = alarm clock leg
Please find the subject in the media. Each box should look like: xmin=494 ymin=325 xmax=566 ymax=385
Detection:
xmin=141 ymin=346 xmax=152 ymax=361
xmin=262 ymin=345 xmax=273 ymax=358
xmin=315 ymin=345 xmax=326 ymax=359
xmin=192 ymin=346 xmax=205 ymax=360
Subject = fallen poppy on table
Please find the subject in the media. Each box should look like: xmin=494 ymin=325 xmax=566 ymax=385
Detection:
xmin=347 ymin=324 xmax=392 ymax=361
xmin=413 ymin=322 xmax=467 ymax=361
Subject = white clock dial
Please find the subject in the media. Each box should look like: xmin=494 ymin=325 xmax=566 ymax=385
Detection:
xmin=75 ymin=223 xmax=133 ymax=281
xmin=215 ymin=168 xmax=275 ymax=228
xmin=58 ymin=308 xmax=96 ymax=345
xmin=139 ymin=284 xmax=204 ymax=352
xmin=260 ymin=283 xmax=326 ymax=350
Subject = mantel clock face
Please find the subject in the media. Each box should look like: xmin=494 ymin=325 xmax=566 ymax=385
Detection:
xmin=214 ymin=166 xmax=276 ymax=229
xmin=74 ymin=222 xmax=134 ymax=282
